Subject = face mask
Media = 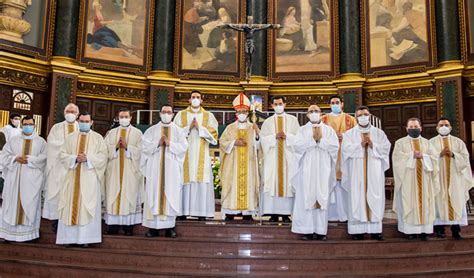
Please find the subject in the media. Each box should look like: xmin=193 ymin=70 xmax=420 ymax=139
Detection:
xmin=274 ymin=105 xmax=284 ymax=114
xmin=161 ymin=114 xmax=172 ymax=124
xmin=308 ymin=112 xmax=320 ymax=123
xmin=358 ymin=115 xmax=370 ymax=126
xmin=407 ymin=128 xmax=421 ymax=138
xmin=191 ymin=98 xmax=201 ymax=108
xmin=237 ymin=114 xmax=248 ymax=122
xmin=12 ymin=119 xmax=20 ymax=127
xmin=119 ymin=118 xmax=131 ymax=127
xmin=331 ymin=104 xmax=341 ymax=114
xmin=438 ymin=126 xmax=451 ymax=136
xmin=65 ymin=113 xmax=77 ymax=123
xmin=22 ymin=125 xmax=34 ymax=134
xmin=79 ymin=122 xmax=91 ymax=133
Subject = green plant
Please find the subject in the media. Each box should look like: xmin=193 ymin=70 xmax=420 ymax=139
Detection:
xmin=211 ymin=159 xmax=222 ymax=199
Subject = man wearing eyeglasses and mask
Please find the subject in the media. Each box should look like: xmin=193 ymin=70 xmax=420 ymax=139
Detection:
xmin=430 ymin=118 xmax=473 ymax=240
xmin=104 ymin=108 xmax=144 ymax=236
xmin=341 ymin=106 xmax=391 ymax=241
xmin=321 ymin=95 xmax=357 ymax=222
xmin=142 ymin=104 xmax=188 ymax=238
xmin=392 ymin=118 xmax=439 ymax=241
xmin=219 ymin=93 xmax=261 ymax=221
xmin=0 ymin=116 xmax=47 ymax=242
xmin=174 ymin=90 xmax=218 ymax=221
xmin=290 ymin=105 xmax=339 ymax=240
xmin=260 ymin=96 xmax=300 ymax=223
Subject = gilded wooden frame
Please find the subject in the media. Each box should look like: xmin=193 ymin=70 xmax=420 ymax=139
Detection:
xmin=0 ymin=0 xmax=56 ymax=60
xmin=460 ymin=0 xmax=474 ymax=64
xmin=267 ymin=0 xmax=339 ymax=81
xmin=76 ymin=0 xmax=155 ymax=75
xmin=173 ymin=0 xmax=246 ymax=81
xmin=360 ymin=0 xmax=437 ymax=77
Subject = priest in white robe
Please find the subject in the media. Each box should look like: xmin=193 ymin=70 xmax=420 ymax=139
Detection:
xmin=104 ymin=108 xmax=143 ymax=236
xmin=393 ymin=118 xmax=439 ymax=240
xmin=56 ymin=112 xmax=108 ymax=247
xmin=142 ymin=104 xmax=188 ymax=237
xmin=0 ymin=116 xmax=47 ymax=242
xmin=430 ymin=118 xmax=473 ymax=239
xmin=43 ymin=103 xmax=79 ymax=231
xmin=290 ymin=105 xmax=339 ymax=240
xmin=219 ymin=93 xmax=260 ymax=221
xmin=1 ymin=113 xmax=22 ymax=143
xmin=260 ymin=96 xmax=300 ymax=223
xmin=173 ymin=90 xmax=218 ymax=220
xmin=341 ymin=106 xmax=391 ymax=241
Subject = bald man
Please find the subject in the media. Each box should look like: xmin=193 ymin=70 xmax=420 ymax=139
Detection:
xmin=289 ymin=105 xmax=339 ymax=240
xmin=43 ymin=103 xmax=80 ymax=231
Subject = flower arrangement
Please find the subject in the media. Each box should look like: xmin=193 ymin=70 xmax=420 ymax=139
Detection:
xmin=211 ymin=157 xmax=222 ymax=199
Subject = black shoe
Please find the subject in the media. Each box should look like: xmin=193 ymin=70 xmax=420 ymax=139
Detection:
xmin=106 ymin=225 xmax=120 ymax=235
xmin=165 ymin=228 xmax=177 ymax=238
xmin=242 ymin=215 xmax=253 ymax=221
xmin=198 ymin=217 xmax=206 ymax=221
xmin=352 ymin=234 xmax=364 ymax=240
xmin=315 ymin=234 xmax=327 ymax=241
xmin=123 ymin=225 xmax=134 ymax=236
xmin=301 ymin=234 xmax=313 ymax=241
xmin=176 ymin=216 xmax=187 ymax=221
xmin=407 ymin=234 xmax=417 ymax=240
xmin=145 ymin=229 xmax=159 ymax=238
xmin=224 ymin=215 xmax=235 ymax=221
xmin=269 ymin=215 xmax=279 ymax=222
xmin=419 ymin=233 xmax=428 ymax=241
xmin=371 ymin=233 xmax=384 ymax=241
xmin=282 ymin=215 xmax=291 ymax=223
xmin=52 ymin=220 xmax=58 ymax=233
xmin=453 ymin=232 xmax=463 ymax=240
xmin=436 ymin=231 xmax=446 ymax=238
xmin=80 ymin=244 xmax=89 ymax=248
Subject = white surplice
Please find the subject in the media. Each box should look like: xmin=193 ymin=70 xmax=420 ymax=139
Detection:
xmin=260 ymin=113 xmax=300 ymax=215
xmin=43 ymin=121 xmax=79 ymax=220
xmin=289 ymin=122 xmax=339 ymax=235
xmin=341 ymin=125 xmax=391 ymax=234
xmin=56 ymin=130 xmax=108 ymax=245
xmin=392 ymin=136 xmax=439 ymax=234
xmin=0 ymin=132 xmax=47 ymax=242
xmin=141 ymin=122 xmax=188 ymax=229
xmin=174 ymin=107 xmax=218 ymax=218
xmin=104 ymin=125 xmax=144 ymax=226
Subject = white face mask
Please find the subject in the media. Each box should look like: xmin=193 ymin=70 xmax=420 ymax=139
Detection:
xmin=358 ymin=115 xmax=370 ymax=126
xmin=191 ymin=98 xmax=201 ymax=108
xmin=161 ymin=114 xmax=172 ymax=124
xmin=308 ymin=112 xmax=320 ymax=123
xmin=438 ymin=126 xmax=451 ymax=136
xmin=274 ymin=105 xmax=284 ymax=114
xmin=12 ymin=119 xmax=20 ymax=128
xmin=119 ymin=118 xmax=131 ymax=127
xmin=237 ymin=114 xmax=248 ymax=122
xmin=65 ymin=113 xmax=77 ymax=123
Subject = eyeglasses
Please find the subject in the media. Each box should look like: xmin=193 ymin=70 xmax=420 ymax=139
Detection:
xmin=307 ymin=110 xmax=321 ymax=114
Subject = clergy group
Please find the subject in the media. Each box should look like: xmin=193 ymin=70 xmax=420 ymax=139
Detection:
xmin=0 ymin=91 xmax=472 ymax=247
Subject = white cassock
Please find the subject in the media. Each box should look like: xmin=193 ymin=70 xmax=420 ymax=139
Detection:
xmin=260 ymin=113 xmax=300 ymax=215
xmin=56 ymin=131 xmax=108 ymax=245
xmin=43 ymin=121 xmax=79 ymax=220
xmin=341 ymin=126 xmax=391 ymax=234
xmin=1 ymin=125 xmax=21 ymax=143
xmin=141 ymin=122 xmax=188 ymax=229
xmin=392 ymin=136 xmax=439 ymax=234
xmin=174 ymin=107 xmax=218 ymax=218
xmin=430 ymin=135 xmax=474 ymax=226
xmin=289 ymin=122 xmax=339 ymax=235
xmin=104 ymin=125 xmax=144 ymax=226
xmin=0 ymin=132 xmax=47 ymax=241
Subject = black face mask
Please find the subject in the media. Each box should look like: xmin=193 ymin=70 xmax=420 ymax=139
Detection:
xmin=407 ymin=128 xmax=421 ymax=138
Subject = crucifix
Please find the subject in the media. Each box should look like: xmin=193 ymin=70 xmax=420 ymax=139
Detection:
xmin=218 ymin=23 xmax=280 ymax=81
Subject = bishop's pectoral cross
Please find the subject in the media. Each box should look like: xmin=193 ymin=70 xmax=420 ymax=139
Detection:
xmin=218 ymin=23 xmax=280 ymax=81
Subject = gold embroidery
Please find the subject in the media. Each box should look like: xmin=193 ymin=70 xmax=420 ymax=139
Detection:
xmin=412 ymin=139 xmax=424 ymax=224
xmin=67 ymin=124 xmax=75 ymax=134
xmin=71 ymin=134 xmax=87 ymax=225
xmin=197 ymin=110 xmax=209 ymax=182
xmin=159 ymin=126 xmax=170 ymax=216
xmin=276 ymin=116 xmax=285 ymax=197
xmin=16 ymin=139 xmax=32 ymax=225
xmin=181 ymin=110 xmax=190 ymax=184
xmin=362 ymin=133 xmax=372 ymax=221
xmin=115 ymin=128 xmax=128 ymax=215
xmin=442 ymin=137 xmax=455 ymax=221
xmin=236 ymin=128 xmax=249 ymax=210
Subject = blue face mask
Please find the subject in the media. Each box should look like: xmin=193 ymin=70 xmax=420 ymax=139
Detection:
xmin=22 ymin=125 xmax=34 ymax=134
xmin=331 ymin=104 xmax=341 ymax=114
xmin=79 ymin=122 xmax=91 ymax=133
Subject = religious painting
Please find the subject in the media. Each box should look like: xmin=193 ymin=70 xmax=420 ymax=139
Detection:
xmin=174 ymin=0 xmax=245 ymax=81
xmin=0 ymin=0 xmax=56 ymax=60
xmin=362 ymin=0 xmax=436 ymax=76
xmin=462 ymin=0 xmax=474 ymax=63
xmin=77 ymin=0 xmax=154 ymax=74
xmin=268 ymin=0 xmax=339 ymax=81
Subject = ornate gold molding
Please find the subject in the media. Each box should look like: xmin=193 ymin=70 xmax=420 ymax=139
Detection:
xmin=76 ymin=82 xmax=148 ymax=103
xmin=365 ymin=86 xmax=436 ymax=105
